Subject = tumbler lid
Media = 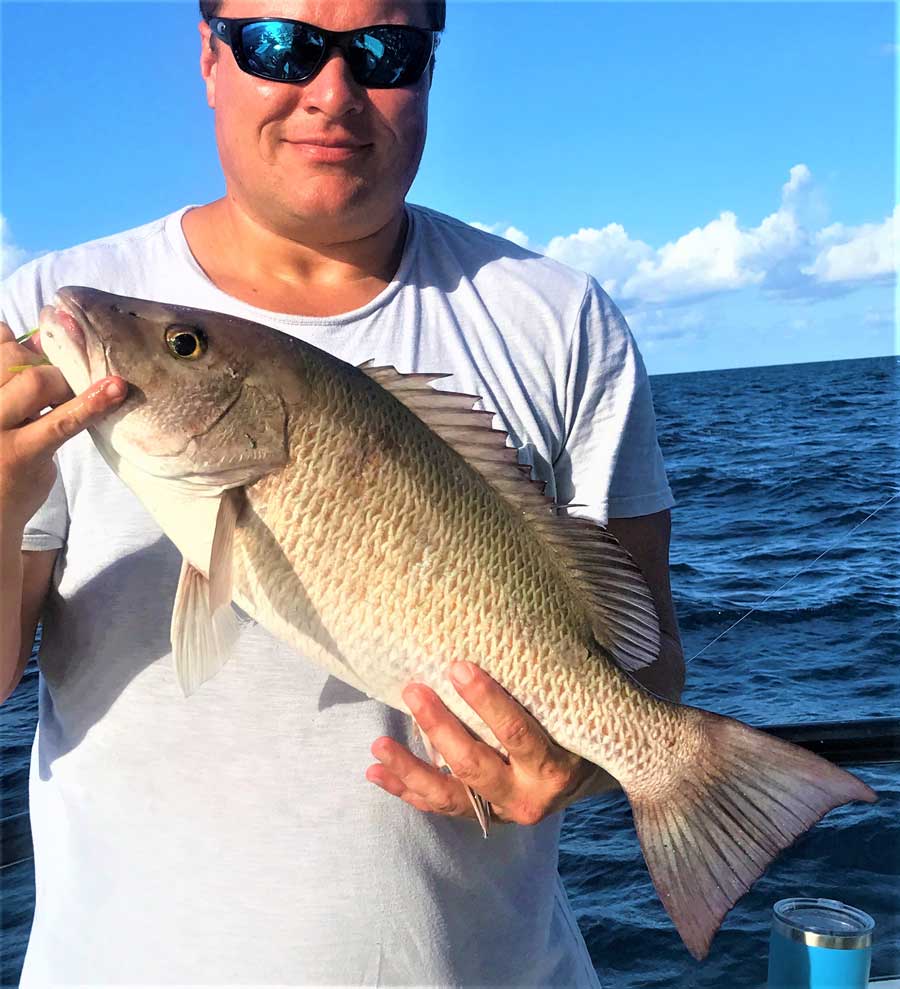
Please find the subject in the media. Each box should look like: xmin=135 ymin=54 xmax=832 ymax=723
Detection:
xmin=772 ymin=898 xmax=874 ymax=950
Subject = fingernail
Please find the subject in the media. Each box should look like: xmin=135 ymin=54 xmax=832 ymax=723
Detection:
xmin=104 ymin=378 xmax=126 ymax=399
xmin=451 ymin=661 xmax=475 ymax=685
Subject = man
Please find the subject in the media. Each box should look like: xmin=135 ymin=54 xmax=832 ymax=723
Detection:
xmin=0 ymin=1 xmax=683 ymax=984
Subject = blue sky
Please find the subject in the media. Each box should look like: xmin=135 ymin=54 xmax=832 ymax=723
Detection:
xmin=2 ymin=1 xmax=896 ymax=374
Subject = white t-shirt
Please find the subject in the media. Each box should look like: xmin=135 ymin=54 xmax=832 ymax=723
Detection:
xmin=3 ymin=204 xmax=673 ymax=988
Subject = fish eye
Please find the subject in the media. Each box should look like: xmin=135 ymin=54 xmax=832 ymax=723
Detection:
xmin=165 ymin=326 xmax=208 ymax=360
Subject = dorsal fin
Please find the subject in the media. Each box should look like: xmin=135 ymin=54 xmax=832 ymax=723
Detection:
xmin=358 ymin=362 xmax=661 ymax=672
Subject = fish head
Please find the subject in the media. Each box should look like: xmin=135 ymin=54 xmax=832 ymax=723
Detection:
xmin=40 ymin=286 xmax=290 ymax=490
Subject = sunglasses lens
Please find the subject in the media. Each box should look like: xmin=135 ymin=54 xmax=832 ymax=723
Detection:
xmin=232 ymin=21 xmax=431 ymax=88
xmin=348 ymin=27 xmax=431 ymax=87
xmin=240 ymin=21 xmax=323 ymax=81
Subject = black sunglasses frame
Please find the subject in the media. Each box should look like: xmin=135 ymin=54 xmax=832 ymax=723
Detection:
xmin=206 ymin=17 xmax=438 ymax=89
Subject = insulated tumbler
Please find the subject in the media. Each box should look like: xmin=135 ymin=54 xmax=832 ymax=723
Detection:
xmin=766 ymin=897 xmax=874 ymax=989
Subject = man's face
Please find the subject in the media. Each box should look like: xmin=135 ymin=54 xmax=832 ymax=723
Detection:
xmin=201 ymin=0 xmax=433 ymax=242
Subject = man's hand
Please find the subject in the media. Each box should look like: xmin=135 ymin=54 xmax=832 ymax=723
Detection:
xmin=0 ymin=321 xmax=127 ymax=533
xmin=0 ymin=320 xmax=129 ymax=703
xmin=366 ymin=660 xmax=611 ymax=828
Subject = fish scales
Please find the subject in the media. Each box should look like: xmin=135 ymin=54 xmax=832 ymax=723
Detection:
xmin=39 ymin=287 xmax=876 ymax=962
xmin=236 ymin=358 xmax=607 ymax=746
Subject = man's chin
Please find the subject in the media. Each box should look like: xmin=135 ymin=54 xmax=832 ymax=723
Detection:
xmin=269 ymin=189 xmax=401 ymax=240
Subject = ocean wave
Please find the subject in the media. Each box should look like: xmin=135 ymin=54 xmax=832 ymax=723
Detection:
xmin=674 ymin=592 xmax=891 ymax=627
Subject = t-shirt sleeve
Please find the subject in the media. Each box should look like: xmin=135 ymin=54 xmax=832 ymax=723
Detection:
xmin=22 ymin=464 xmax=68 ymax=551
xmin=2 ymin=260 xmax=71 ymax=550
xmin=553 ymin=277 xmax=674 ymax=523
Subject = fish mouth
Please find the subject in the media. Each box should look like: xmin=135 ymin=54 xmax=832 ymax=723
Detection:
xmin=39 ymin=290 xmax=105 ymax=394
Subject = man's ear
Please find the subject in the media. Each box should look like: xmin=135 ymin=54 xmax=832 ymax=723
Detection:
xmin=427 ymin=38 xmax=440 ymax=90
xmin=199 ymin=21 xmax=218 ymax=109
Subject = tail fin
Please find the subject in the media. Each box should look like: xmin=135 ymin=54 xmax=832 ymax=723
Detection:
xmin=624 ymin=709 xmax=876 ymax=960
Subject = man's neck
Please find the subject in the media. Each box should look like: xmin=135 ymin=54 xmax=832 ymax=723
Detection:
xmin=181 ymin=198 xmax=408 ymax=317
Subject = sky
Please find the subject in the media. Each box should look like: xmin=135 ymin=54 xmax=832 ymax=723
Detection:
xmin=1 ymin=0 xmax=896 ymax=374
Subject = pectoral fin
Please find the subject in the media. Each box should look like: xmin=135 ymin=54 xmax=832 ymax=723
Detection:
xmin=208 ymin=488 xmax=243 ymax=613
xmin=170 ymin=490 xmax=243 ymax=696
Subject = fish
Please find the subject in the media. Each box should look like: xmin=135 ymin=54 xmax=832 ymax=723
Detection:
xmin=38 ymin=285 xmax=876 ymax=960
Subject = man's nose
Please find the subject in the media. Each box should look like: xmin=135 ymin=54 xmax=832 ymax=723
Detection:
xmin=298 ymin=50 xmax=366 ymax=117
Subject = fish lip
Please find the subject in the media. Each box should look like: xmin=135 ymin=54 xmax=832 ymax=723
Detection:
xmin=40 ymin=289 xmax=105 ymax=394
xmin=55 ymin=288 xmax=87 ymax=331
xmin=53 ymin=290 xmax=111 ymax=380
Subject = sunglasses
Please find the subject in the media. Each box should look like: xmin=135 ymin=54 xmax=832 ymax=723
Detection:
xmin=207 ymin=17 xmax=437 ymax=89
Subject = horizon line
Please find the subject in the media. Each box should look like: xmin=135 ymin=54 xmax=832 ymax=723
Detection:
xmin=650 ymin=351 xmax=897 ymax=378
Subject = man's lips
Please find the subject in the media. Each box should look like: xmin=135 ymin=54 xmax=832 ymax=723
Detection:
xmin=285 ymin=139 xmax=372 ymax=162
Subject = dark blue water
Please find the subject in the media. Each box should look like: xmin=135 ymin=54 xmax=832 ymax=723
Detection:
xmin=2 ymin=355 xmax=898 ymax=987
xmin=562 ymin=355 xmax=900 ymax=986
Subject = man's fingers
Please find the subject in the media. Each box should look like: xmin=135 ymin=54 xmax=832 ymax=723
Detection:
xmin=21 ymin=329 xmax=45 ymax=356
xmin=369 ymin=736 xmax=473 ymax=818
xmin=365 ymin=764 xmax=434 ymax=814
xmin=0 ymin=322 xmax=43 ymax=356
xmin=370 ymin=670 xmax=595 ymax=828
xmin=0 ymin=365 xmax=74 ymax=428
xmin=448 ymin=662 xmax=569 ymax=777
xmin=0 ymin=340 xmax=47 ymax=388
xmin=402 ymin=683 xmax=511 ymax=802
xmin=15 ymin=376 xmax=127 ymax=459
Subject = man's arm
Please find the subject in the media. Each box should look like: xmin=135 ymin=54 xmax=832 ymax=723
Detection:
xmin=0 ymin=319 xmax=126 ymax=703
xmin=1 ymin=549 xmax=57 ymax=703
xmin=606 ymin=509 xmax=684 ymax=703
xmin=366 ymin=507 xmax=685 ymax=825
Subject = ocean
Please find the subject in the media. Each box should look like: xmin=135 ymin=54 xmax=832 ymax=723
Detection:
xmin=2 ymin=354 xmax=898 ymax=986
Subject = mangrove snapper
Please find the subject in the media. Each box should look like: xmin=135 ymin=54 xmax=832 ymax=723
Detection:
xmin=39 ymin=286 xmax=876 ymax=960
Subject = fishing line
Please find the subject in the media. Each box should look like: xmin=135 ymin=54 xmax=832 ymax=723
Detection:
xmin=686 ymin=489 xmax=900 ymax=664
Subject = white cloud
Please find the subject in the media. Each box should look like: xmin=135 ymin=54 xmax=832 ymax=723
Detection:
xmin=539 ymin=164 xmax=822 ymax=306
xmin=0 ymin=215 xmax=33 ymax=278
xmin=802 ymin=206 xmax=898 ymax=284
xmin=476 ymin=165 xmax=894 ymax=311
xmin=879 ymin=43 xmax=899 ymax=56
xmin=468 ymin=221 xmax=530 ymax=249
xmin=544 ymin=224 xmax=654 ymax=299
xmin=621 ymin=210 xmax=766 ymax=303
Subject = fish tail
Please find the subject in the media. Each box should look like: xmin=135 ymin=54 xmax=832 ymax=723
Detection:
xmin=622 ymin=707 xmax=876 ymax=960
